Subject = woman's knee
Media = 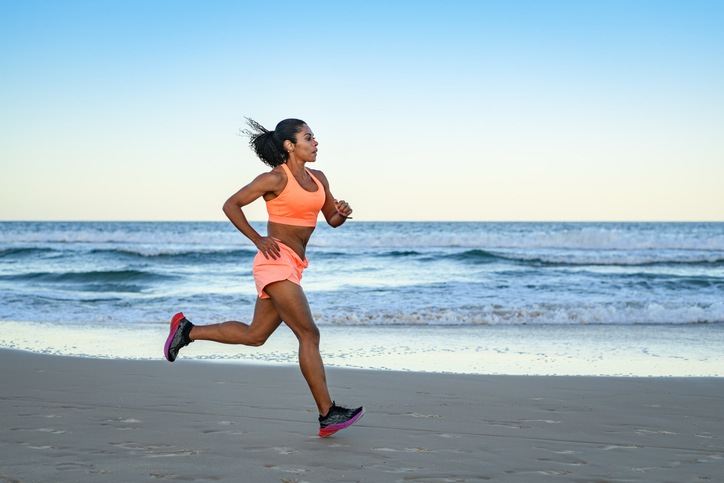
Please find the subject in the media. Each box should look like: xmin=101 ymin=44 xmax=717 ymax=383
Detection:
xmin=294 ymin=323 xmax=320 ymax=346
xmin=245 ymin=331 xmax=271 ymax=347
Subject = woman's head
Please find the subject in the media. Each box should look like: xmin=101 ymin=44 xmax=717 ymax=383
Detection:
xmin=242 ymin=118 xmax=307 ymax=167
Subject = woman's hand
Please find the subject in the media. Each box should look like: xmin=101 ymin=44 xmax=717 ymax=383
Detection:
xmin=334 ymin=199 xmax=353 ymax=219
xmin=254 ymin=236 xmax=281 ymax=260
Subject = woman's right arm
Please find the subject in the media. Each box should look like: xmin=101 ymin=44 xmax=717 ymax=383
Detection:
xmin=222 ymin=172 xmax=282 ymax=260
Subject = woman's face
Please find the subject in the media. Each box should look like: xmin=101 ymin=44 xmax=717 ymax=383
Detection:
xmin=292 ymin=124 xmax=318 ymax=163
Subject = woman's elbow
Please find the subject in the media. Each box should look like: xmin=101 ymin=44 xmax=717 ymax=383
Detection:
xmin=222 ymin=199 xmax=236 ymax=215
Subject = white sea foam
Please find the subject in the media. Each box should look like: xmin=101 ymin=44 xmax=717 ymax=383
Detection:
xmin=110 ymin=246 xmax=254 ymax=257
xmin=3 ymin=299 xmax=722 ymax=326
xmin=312 ymin=227 xmax=724 ymax=251
xmin=312 ymin=302 xmax=724 ymax=326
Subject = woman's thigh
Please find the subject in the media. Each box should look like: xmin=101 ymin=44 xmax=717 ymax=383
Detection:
xmin=245 ymin=296 xmax=284 ymax=345
xmin=264 ymin=280 xmax=318 ymax=339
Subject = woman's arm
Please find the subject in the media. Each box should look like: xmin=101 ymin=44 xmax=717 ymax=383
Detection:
xmin=222 ymin=171 xmax=284 ymax=259
xmin=311 ymin=169 xmax=353 ymax=228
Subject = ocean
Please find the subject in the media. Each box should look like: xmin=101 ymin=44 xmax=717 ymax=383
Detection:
xmin=1 ymin=221 xmax=723 ymax=376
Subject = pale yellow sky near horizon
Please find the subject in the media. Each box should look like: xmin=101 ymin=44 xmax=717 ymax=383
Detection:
xmin=2 ymin=108 xmax=722 ymax=222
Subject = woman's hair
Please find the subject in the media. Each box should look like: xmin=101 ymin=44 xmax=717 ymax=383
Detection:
xmin=241 ymin=118 xmax=307 ymax=167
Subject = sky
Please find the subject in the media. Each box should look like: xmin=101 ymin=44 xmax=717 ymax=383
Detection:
xmin=1 ymin=0 xmax=722 ymax=222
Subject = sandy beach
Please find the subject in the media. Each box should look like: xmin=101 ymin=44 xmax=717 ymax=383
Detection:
xmin=1 ymin=348 xmax=722 ymax=482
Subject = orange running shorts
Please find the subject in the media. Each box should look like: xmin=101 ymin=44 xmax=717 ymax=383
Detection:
xmin=252 ymin=241 xmax=309 ymax=299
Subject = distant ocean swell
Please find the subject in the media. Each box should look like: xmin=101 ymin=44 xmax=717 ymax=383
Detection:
xmin=2 ymin=223 xmax=724 ymax=251
xmin=2 ymin=245 xmax=723 ymax=266
xmin=446 ymin=249 xmax=724 ymax=266
xmin=1 ymin=222 xmax=722 ymax=326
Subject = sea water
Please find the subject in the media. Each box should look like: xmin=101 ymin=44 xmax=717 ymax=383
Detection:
xmin=1 ymin=221 xmax=723 ymax=375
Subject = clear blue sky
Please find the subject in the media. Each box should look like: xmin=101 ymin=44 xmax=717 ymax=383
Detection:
xmin=1 ymin=0 xmax=722 ymax=221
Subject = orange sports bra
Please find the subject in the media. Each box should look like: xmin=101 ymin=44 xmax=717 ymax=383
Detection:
xmin=266 ymin=163 xmax=326 ymax=227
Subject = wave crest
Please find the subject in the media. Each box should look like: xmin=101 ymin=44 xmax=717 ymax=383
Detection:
xmin=313 ymin=302 xmax=724 ymax=326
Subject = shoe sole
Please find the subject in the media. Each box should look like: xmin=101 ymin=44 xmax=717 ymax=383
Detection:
xmin=164 ymin=312 xmax=185 ymax=362
xmin=319 ymin=407 xmax=365 ymax=437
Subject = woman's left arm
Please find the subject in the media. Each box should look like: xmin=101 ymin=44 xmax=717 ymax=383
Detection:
xmin=312 ymin=169 xmax=353 ymax=228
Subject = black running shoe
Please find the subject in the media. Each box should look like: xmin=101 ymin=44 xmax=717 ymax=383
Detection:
xmin=318 ymin=402 xmax=364 ymax=437
xmin=164 ymin=312 xmax=194 ymax=362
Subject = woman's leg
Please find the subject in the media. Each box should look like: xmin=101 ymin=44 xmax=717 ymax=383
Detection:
xmin=185 ymin=280 xmax=332 ymax=415
xmin=189 ymin=297 xmax=283 ymax=346
xmin=263 ymin=281 xmax=333 ymax=416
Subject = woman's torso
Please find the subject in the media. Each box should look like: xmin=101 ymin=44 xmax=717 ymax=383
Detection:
xmin=264 ymin=163 xmax=325 ymax=259
xmin=267 ymin=222 xmax=315 ymax=260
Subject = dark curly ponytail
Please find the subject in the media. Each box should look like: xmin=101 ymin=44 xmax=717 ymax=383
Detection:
xmin=241 ymin=118 xmax=307 ymax=167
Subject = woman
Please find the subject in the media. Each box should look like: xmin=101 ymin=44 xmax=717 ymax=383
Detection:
xmin=164 ymin=118 xmax=363 ymax=437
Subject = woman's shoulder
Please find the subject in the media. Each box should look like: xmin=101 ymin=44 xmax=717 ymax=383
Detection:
xmin=307 ymin=167 xmax=329 ymax=185
xmin=250 ymin=166 xmax=287 ymax=191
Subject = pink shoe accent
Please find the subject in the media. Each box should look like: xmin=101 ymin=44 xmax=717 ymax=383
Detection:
xmin=164 ymin=312 xmax=185 ymax=361
xmin=318 ymin=408 xmax=365 ymax=437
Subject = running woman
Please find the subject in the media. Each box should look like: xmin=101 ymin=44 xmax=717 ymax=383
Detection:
xmin=164 ymin=118 xmax=363 ymax=437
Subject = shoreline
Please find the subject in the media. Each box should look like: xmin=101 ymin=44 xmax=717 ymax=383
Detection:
xmin=2 ymin=348 xmax=724 ymax=482
xmin=2 ymin=320 xmax=723 ymax=377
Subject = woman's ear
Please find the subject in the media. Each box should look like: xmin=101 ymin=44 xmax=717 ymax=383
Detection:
xmin=283 ymin=139 xmax=294 ymax=153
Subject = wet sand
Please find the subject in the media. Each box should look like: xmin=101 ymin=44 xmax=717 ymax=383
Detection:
xmin=1 ymin=348 xmax=722 ymax=482
xmin=3 ymin=320 xmax=723 ymax=377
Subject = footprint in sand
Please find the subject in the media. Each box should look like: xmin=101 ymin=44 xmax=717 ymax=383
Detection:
xmin=490 ymin=422 xmax=532 ymax=429
xmin=373 ymin=447 xmax=436 ymax=453
xmin=56 ymin=462 xmax=112 ymax=474
xmin=10 ymin=427 xmax=71 ymax=434
xmin=534 ymin=447 xmax=578 ymax=455
xmin=537 ymin=457 xmax=590 ymax=466
xmin=108 ymin=442 xmax=197 ymax=457
xmin=537 ymin=470 xmax=572 ymax=475
xmin=634 ymin=429 xmax=676 ymax=435
xmin=98 ymin=418 xmax=141 ymax=430
xmin=272 ymin=447 xmax=300 ymax=455
xmin=599 ymin=444 xmax=643 ymax=450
